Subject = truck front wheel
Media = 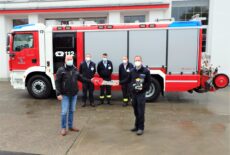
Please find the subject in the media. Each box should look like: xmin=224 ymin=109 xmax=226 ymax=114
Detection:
xmin=145 ymin=77 xmax=161 ymax=102
xmin=27 ymin=75 xmax=52 ymax=99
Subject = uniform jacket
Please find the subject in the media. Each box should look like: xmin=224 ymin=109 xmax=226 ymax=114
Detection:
xmin=79 ymin=60 xmax=96 ymax=79
xmin=97 ymin=60 xmax=113 ymax=80
xmin=119 ymin=62 xmax=134 ymax=82
xmin=120 ymin=66 xmax=151 ymax=94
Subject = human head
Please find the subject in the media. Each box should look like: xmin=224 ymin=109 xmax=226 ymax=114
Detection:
xmin=122 ymin=56 xmax=128 ymax=64
xmin=134 ymin=55 xmax=142 ymax=68
xmin=85 ymin=53 xmax=92 ymax=61
xmin=65 ymin=54 xmax=74 ymax=66
xmin=102 ymin=53 xmax=108 ymax=61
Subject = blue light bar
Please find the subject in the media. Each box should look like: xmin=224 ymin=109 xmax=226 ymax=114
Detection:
xmin=13 ymin=24 xmax=35 ymax=29
xmin=169 ymin=21 xmax=202 ymax=27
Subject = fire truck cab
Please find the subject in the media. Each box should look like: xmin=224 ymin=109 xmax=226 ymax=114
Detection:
xmin=7 ymin=21 xmax=229 ymax=101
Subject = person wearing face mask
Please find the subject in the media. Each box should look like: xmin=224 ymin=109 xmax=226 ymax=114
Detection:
xmin=55 ymin=54 xmax=94 ymax=136
xmin=79 ymin=53 xmax=96 ymax=107
xmin=119 ymin=56 xmax=151 ymax=136
xmin=119 ymin=56 xmax=134 ymax=107
xmin=97 ymin=53 xmax=113 ymax=105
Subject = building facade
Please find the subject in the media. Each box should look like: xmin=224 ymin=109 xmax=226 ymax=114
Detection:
xmin=0 ymin=0 xmax=171 ymax=80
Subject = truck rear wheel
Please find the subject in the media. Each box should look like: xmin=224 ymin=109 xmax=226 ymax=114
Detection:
xmin=27 ymin=75 xmax=52 ymax=99
xmin=145 ymin=77 xmax=161 ymax=102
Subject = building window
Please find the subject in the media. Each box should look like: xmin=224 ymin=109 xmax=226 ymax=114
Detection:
xmin=172 ymin=6 xmax=209 ymax=25
xmin=202 ymin=28 xmax=207 ymax=52
xmin=172 ymin=6 xmax=209 ymax=52
xmin=13 ymin=19 xmax=28 ymax=27
xmin=124 ymin=15 xmax=146 ymax=23
xmin=46 ymin=17 xmax=107 ymax=26
xmin=84 ymin=17 xmax=106 ymax=24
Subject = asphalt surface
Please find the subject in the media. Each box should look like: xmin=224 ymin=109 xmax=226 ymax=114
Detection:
xmin=0 ymin=81 xmax=229 ymax=155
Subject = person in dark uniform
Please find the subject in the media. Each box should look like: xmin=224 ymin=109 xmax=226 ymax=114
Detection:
xmin=97 ymin=53 xmax=113 ymax=105
xmin=119 ymin=56 xmax=134 ymax=107
xmin=120 ymin=56 xmax=151 ymax=136
xmin=79 ymin=53 xmax=96 ymax=107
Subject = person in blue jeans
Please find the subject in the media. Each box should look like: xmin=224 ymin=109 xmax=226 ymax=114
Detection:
xmin=55 ymin=55 xmax=94 ymax=136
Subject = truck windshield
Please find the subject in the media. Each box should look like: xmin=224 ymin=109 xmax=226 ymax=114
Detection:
xmin=13 ymin=34 xmax=34 ymax=51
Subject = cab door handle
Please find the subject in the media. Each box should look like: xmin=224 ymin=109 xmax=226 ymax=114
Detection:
xmin=9 ymin=53 xmax=15 ymax=57
xmin=32 ymin=59 xmax=37 ymax=63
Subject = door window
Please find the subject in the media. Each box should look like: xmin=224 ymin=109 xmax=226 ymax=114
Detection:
xmin=13 ymin=34 xmax=34 ymax=51
xmin=53 ymin=33 xmax=74 ymax=49
xmin=53 ymin=32 xmax=76 ymax=73
xmin=6 ymin=34 xmax=10 ymax=52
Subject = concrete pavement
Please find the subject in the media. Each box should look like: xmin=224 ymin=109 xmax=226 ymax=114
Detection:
xmin=0 ymin=81 xmax=229 ymax=155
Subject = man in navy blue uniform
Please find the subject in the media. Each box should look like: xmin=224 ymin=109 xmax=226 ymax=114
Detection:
xmin=119 ymin=56 xmax=134 ymax=107
xmin=79 ymin=53 xmax=96 ymax=107
xmin=120 ymin=56 xmax=151 ymax=136
xmin=97 ymin=53 xmax=113 ymax=105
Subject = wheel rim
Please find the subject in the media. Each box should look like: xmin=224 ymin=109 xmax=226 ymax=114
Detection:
xmin=32 ymin=80 xmax=46 ymax=95
xmin=146 ymin=83 xmax=155 ymax=98
xmin=214 ymin=74 xmax=229 ymax=88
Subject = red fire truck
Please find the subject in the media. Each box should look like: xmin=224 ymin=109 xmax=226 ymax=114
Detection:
xmin=6 ymin=21 xmax=229 ymax=101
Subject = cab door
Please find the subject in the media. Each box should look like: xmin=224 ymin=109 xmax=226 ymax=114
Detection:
xmin=9 ymin=31 xmax=39 ymax=70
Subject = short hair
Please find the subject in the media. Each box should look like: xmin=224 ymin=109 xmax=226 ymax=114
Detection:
xmin=85 ymin=53 xmax=91 ymax=56
xmin=102 ymin=53 xmax=108 ymax=56
xmin=64 ymin=54 xmax=74 ymax=60
xmin=134 ymin=55 xmax=142 ymax=60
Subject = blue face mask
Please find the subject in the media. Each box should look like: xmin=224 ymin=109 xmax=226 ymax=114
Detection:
xmin=66 ymin=60 xmax=73 ymax=66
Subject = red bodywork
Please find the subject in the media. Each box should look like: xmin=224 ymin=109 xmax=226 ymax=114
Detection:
xmin=9 ymin=23 xmax=207 ymax=93
xmin=9 ymin=31 xmax=40 ymax=71
xmin=165 ymin=75 xmax=201 ymax=92
xmin=53 ymin=24 xmax=204 ymax=92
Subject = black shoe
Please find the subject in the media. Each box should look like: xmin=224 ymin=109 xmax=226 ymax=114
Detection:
xmin=90 ymin=102 xmax=96 ymax=107
xmin=107 ymin=101 xmax=112 ymax=105
xmin=122 ymin=103 xmax=128 ymax=107
xmin=130 ymin=128 xmax=138 ymax=132
xmin=100 ymin=101 xmax=104 ymax=105
xmin=136 ymin=129 xmax=144 ymax=135
xmin=81 ymin=102 xmax=86 ymax=107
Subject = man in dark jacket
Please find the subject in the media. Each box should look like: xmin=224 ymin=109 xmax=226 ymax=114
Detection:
xmin=55 ymin=55 xmax=93 ymax=136
xmin=120 ymin=56 xmax=151 ymax=136
xmin=119 ymin=56 xmax=134 ymax=107
xmin=79 ymin=53 xmax=96 ymax=107
xmin=97 ymin=53 xmax=113 ymax=105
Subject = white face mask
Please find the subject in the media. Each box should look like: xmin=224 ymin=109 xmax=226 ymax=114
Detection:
xmin=102 ymin=58 xmax=107 ymax=61
xmin=66 ymin=60 xmax=73 ymax=66
xmin=85 ymin=57 xmax=91 ymax=62
xmin=134 ymin=61 xmax=142 ymax=67
xmin=123 ymin=60 xmax=127 ymax=64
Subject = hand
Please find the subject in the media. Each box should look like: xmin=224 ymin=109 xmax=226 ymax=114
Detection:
xmin=91 ymin=77 xmax=103 ymax=86
xmin=113 ymin=81 xmax=119 ymax=86
xmin=57 ymin=95 xmax=63 ymax=101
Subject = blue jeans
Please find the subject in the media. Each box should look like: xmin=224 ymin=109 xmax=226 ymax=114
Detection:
xmin=61 ymin=95 xmax=77 ymax=129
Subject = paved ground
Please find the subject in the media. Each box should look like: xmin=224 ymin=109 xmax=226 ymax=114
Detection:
xmin=0 ymin=81 xmax=229 ymax=155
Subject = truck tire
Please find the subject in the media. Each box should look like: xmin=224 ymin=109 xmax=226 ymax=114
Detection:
xmin=145 ymin=77 xmax=161 ymax=102
xmin=27 ymin=75 xmax=52 ymax=99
